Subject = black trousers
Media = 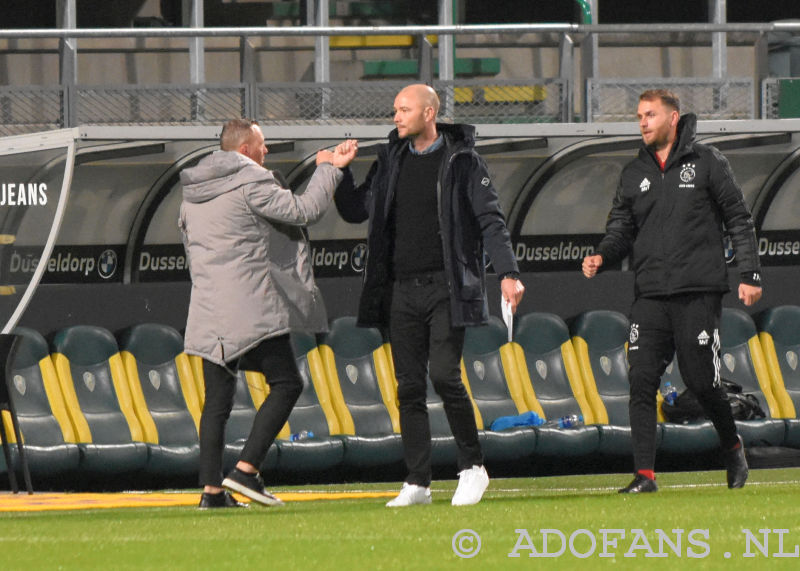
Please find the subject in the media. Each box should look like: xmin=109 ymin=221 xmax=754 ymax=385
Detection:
xmin=389 ymin=272 xmax=483 ymax=487
xmin=627 ymin=292 xmax=739 ymax=471
xmin=198 ymin=334 xmax=302 ymax=487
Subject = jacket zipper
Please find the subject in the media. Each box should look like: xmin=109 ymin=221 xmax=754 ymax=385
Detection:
xmin=438 ymin=148 xmax=471 ymax=295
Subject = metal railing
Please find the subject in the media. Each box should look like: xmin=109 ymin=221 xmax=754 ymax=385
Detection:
xmin=588 ymin=78 xmax=755 ymax=122
xmin=1 ymin=22 xmax=799 ymax=136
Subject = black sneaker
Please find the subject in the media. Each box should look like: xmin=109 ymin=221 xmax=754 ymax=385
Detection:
xmin=618 ymin=473 xmax=658 ymax=494
xmin=222 ymin=468 xmax=284 ymax=507
xmin=198 ymin=490 xmax=249 ymax=509
xmin=725 ymin=435 xmax=748 ymax=489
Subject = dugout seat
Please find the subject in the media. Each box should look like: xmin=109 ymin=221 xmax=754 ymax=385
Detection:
xmin=656 ymin=354 xmax=725 ymax=454
xmin=460 ymin=316 xmax=538 ymax=462
xmin=379 ymin=332 xmax=459 ymax=467
xmin=570 ymin=310 xmax=662 ymax=455
xmin=50 ymin=325 xmax=149 ymax=475
xmin=318 ymin=317 xmax=403 ymax=468
xmin=512 ymin=312 xmax=600 ymax=456
xmin=0 ymin=327 xmax=80 ymax=478
xmin=186 ymin=356 xmax=280 ymax=475
xmin=117 ymin=323 xmax=202 ymax=478
xmin=756 ymin=305 xmax=800 ymax=447
xmin=720 ymin=308 xmax=787 ymax=447
xmin=265 ymin=332 xmax=345 ymax=474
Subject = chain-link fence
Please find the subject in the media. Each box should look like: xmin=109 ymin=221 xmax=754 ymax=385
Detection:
xmin=255 ymin=79 xmax=568 ymax=125
xmin=587 ymin=78 xmax=755 ymax=122
xmin=0 ymin=86 xmax=64 ymax=137
xmin=74 ymin=84 xmax=248 ymax=126
xmin=0 ymin=77 xmax=773 ymax=135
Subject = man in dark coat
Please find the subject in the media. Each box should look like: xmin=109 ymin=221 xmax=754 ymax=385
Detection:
xmin=335 ymin=84 xmax=525 ymax=506
xmin=583 ymin=89 xmax=762 ymax=493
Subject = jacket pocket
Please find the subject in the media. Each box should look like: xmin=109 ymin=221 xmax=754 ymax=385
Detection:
xmin=458 ymin=260 xmax=484 ymax=300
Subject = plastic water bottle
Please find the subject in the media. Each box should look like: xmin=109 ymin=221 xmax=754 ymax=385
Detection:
xmin=290 ymin=430 xmax=314 ymax=442
xmin=662 ymin=382 xmax=678 ymax=406
xmin=555 ymin=414 xmax=584 ymax=429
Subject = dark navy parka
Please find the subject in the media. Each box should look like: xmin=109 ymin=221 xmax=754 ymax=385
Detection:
xmin=334 ymin=123 xmax=519 ymax=327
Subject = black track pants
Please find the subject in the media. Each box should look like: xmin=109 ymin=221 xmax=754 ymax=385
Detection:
xmin=627 ymin=293 xmax=739 ymax=471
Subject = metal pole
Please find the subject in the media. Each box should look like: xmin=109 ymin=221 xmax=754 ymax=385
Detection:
xmin=710 ymin=0 xmax=727 ymax=79
xmin=57 ymin=0 xmax=77 ymax=127
xmin=438 ymin=0 xmax=455 ymax=120
xmin=311 ymin=0 xmax=330 ymax=83
xmin=240 ymin=37 xmax=256 ymax=118
xmin=580 ymin=0 xmax=598 ymax=122
xmin=559 ymin=34 xmax=575 ymax=122
xmin=755 ymin=33 xmax=769 ymax=118
xmin=186 ymin=0 xmax=205 ymax=83
xmin=309 ymin=0 xmax=330 ymax=119
xmin=418 ymin=36 xmax=434 ymax=86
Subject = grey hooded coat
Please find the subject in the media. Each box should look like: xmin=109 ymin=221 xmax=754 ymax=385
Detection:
xmin=179 ymin=150 xmax=342 ymax=365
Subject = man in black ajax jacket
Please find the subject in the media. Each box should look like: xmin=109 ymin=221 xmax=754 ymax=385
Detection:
xmin=334 ymin=84 xmax=525 ymax=507
xmin=582 ymin=89 xmax=762 ymax=494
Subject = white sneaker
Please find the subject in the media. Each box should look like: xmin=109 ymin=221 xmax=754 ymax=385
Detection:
xmin=386 ymin=483 xmax=432 ymax=507
xmin=451 ymin=465 xmax=489 ymax=506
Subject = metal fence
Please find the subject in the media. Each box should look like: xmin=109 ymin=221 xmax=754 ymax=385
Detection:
xmin=0 ymin=79 xmax=570 ymax=135
xmin=75 ymin=84 xmax=248 ymax=126
xmin=255 ymin=78 xmax=569 ymax=125
xmin=0 ymin=86 xmax=65 ymax=137
xmin=587 ymin=78 xmax=755 ymax=122
xmin=3 ymin=20 xmax=800 ymax=135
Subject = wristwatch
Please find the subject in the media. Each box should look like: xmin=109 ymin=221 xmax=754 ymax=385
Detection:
xmin=499 ymin=271 xmax=520 ymax=281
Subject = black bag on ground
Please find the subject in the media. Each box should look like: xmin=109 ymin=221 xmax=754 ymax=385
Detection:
xmin=661 ymin=379 xmax=766 ymax=423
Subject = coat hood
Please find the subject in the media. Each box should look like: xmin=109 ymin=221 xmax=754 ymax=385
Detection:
xmin=180 ymin=150 xmax=269 ymax=203
xmin=640 ymin=112 xmax=698 ymax=168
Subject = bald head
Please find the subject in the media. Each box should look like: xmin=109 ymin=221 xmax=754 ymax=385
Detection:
xmin=398 ymin=84 xmax=440 ymax=116
xmin=393 ymin=84 xmax=440 ymax=149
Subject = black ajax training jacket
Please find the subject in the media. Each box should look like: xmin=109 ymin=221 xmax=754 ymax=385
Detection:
xmin=334 ymin=122 xmax=519 ymax=328
xmin=596 ymin=113 xmax=761 ymax=299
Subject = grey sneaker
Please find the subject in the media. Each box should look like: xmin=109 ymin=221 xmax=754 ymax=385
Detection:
xmin=386 ymin=483 xmax=432 ymax=507
xmin=451 ymin=465 xmax=489 ymax=506
xmin=222 ymin=468 xmax=284 ymax=507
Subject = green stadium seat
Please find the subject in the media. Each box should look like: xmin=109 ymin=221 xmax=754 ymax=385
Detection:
xmin=512 ymin=312 xmax=600 ymax=456
xmin=190 ymin=363 xmax=280 ymax=475
xmin=265 ymin=332 xmax=345 ymax=474
xmin=51 ymin=325 xmax=149 ymax=476
xmin=376 ymin=334 xmax=459 ymax=468
xmin=720 ymin=308 xmax=787 ymax=447
xmin=1 ymin=327 xmax=80 ymax=478
xmin=756 ymin=305 xmax=800 ymax=447
xmin=570 ymin=310 xmax=662 ymax=455
xmin=655 ymin=354 xmax=721 ymax=454
xmin=318 ymin=317 xmax=403 ymax=468
xmin=362 ymin=58 xmax=501 ymax=78
xmin=117 ymin=323 xmax=202 ymax=478
xmin=460 ymin=316 xmax=538 ymax=462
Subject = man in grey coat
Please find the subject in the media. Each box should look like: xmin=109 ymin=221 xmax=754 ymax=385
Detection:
xmin=180 ymin=119 xmax=355 ymax=508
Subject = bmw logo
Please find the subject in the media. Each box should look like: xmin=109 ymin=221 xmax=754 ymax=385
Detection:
xmin=98 ymin=249 xmax=118 ymax=279
xmin=351 ymin=243 xmax=367 ymax=273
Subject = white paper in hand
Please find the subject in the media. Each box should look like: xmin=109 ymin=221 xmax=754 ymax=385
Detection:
xmin=501 ymin=297 xmax=513 ymax=343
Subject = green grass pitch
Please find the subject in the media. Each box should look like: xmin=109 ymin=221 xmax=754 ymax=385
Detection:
xmin=2 ymin=468 xmax=800 ymax=570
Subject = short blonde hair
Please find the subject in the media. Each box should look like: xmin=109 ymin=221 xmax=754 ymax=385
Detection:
xmin=639 ymin=89 xmax=680 ymax=113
